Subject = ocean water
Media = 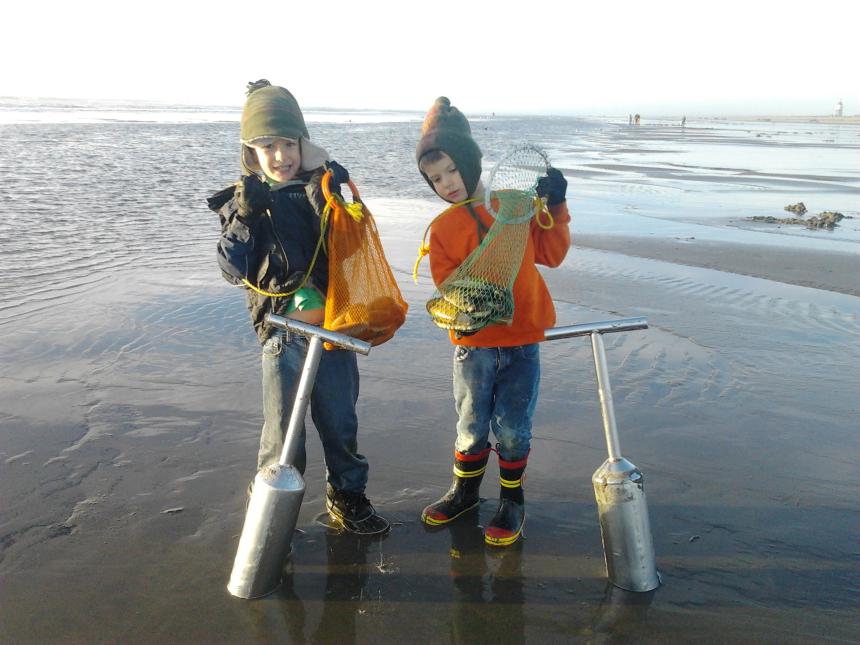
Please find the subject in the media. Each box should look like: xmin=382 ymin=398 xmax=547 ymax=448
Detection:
xmin=1 ymin=98 xmax=857 ymax=313
xmin=1 ymin=97 xmax=858 ymax=358
xmin=567 ymin=116 xmax=860 ymax=249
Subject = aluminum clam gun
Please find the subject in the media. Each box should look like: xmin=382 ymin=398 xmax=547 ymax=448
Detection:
xmin=227 ymin=314 xmax=372 ymax=599
xmin=544 ymin=317 xmax=659 ymax=592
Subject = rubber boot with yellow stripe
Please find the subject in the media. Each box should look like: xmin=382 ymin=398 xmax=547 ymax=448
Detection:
xmin=422 ymin=445 xmax=491 ymax=526
xmin=484 ymin=454 xmax=528 ymax=546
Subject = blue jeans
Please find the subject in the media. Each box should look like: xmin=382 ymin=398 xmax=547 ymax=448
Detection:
xmin=451 ymin=344 xmax=540 ymax=462
xmin=259 ymin=331 xmax=368 ymax=493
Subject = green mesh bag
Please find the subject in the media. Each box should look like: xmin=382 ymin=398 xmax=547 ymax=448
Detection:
xmin=426 ymin=143 xmax=554 ymax=335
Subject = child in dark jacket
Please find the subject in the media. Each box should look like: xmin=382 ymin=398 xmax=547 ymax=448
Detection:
xmin=416 ymin=97 xmax=571 ymax=546
xmin=208 ymin=80 xmax=388 ymax=535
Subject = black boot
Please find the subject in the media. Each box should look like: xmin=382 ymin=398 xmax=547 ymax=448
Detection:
xmin=422 ymin=445 xmax=491 ymax=526
xmin=326 ymin=484 xmax=390 ymax=536
xmin=485 ymin=454 xmax=528 ymax=547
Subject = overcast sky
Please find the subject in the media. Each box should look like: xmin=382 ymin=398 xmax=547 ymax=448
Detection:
xmin=3 ymin=0 xmax=857 ymax=116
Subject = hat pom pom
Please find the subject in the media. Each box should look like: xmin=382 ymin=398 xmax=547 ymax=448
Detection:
xmin=422 ymin=97 xmax=451 ymax=134
xmin=246 ymin=79 xmax=272 ymax=96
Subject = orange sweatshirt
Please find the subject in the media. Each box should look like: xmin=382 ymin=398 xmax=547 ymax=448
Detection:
xmin=428 ymin=201 xmax=571 ymax=347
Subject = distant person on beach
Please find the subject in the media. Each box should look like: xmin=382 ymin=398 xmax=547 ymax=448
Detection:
xmin=415 ymin=97 xmax=571 ymax=546
xmin=634 ymin=113 xmax=641 ymax=125
xmin=681 ymin=116 xmax=686 ymax=127
xmin=207 ymin=80 xmax=389 ymax=536
xmin=629 ymin=114 xmax=633 ymax=125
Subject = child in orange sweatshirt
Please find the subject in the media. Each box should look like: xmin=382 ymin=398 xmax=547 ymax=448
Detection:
xmin=416 ymin=97 xmax=571 ymax=546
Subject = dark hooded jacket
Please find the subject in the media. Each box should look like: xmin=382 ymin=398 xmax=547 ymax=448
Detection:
xmin=209 ymin=171 xmax=329 ymax=343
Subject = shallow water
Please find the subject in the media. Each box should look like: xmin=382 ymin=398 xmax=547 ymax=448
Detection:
xmin=1 ymin=102 xmax=858 ymax=340
xmin=566 ymin=119 xmax=860 ymax=247
xmin=1 ymin=101 xmax=859 ymax=644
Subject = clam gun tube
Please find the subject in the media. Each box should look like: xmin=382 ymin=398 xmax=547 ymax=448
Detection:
xmin=227 ymin=314 xmax=372 ymax=599
xmin=544 ymin=317 xmax=659 ymax=592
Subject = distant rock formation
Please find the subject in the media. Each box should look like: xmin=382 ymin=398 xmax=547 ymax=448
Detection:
xmin=750 ymin=210 xmax=846 ymax=230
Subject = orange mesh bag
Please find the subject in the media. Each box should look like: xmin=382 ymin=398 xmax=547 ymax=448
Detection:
xmin=322 ymin=171 xmax=408 ymax=347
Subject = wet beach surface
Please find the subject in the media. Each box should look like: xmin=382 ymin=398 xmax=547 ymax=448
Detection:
xmin=1 ymin=105 xmax=858 ymax=643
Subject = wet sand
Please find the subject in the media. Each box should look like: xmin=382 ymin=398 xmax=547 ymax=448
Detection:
xmin=574 ymin=234 xmax=860 ymax=296
xmin=2 ymin=233 xmax=858 ymax=644
xmin=718 ymin=115 xmax=860 ymax=125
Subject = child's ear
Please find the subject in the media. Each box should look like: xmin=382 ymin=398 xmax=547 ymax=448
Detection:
xmin=241 ymin=145 xmax=261 ymax=173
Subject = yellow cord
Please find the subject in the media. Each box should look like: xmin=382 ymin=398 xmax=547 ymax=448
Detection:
xmin=242 ymin=205 xmax=330 ymax=298
xmin=345 ymin=201 xmax=365 ymax=222
xmin=411 ymin=242 xmax=431 ymax=284
xmin=411 ymin=195 xmax=557 ymax=282
xmin=412 ymin=198 xmax=480 ymax=283
xmin=534 ymin=197 xmax=555 ymax=230
xmin=242 ymin=178 xmax=371 ymax=298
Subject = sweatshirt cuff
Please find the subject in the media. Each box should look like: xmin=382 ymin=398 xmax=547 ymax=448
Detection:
xmin=548 ymin=202 xmax=571 ymax=223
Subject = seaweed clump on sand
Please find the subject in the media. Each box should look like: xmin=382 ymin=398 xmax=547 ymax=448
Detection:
xmin=749 ymin=204 xmax=849 ymax=230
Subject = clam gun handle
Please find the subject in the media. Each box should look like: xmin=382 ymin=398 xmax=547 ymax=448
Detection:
xmin=543 ymin=317 xmax=648 ymax=463
xmin=543 ymin=317 xmax=648 ymax=342
xmin=265 ymin=314 xmax=372 ymax=355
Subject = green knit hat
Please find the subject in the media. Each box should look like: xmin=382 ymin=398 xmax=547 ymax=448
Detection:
xmin=416 ymin=97 xmax=483 ymax=198
xmin=241 ymin=80 xmax=308 ymax=143
xmin=239 ymin=80 xmax=328 ymax=175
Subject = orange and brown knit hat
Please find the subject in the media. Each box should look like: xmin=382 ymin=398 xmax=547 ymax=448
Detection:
xmin=415 ymin=97 xmax=483 ymax=198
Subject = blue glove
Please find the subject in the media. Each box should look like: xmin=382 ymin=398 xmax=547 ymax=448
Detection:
xmin=324 ymin=160 xmax=350 ymax=186
xmin=306 ymin=160 xmax=350 ymax=216
xmin=536 ymin=167 xmax=567 ymax=206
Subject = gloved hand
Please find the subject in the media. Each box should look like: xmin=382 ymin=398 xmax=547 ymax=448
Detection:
xmin=324 ymin=160 xmax=350 ymax=187
xmin=235 ymin=174 xmax=272 ymax=219
xmin=536 ymin=167 xmax=567 ymax=206
xmin=306 ymin=160 xmax=350 ymax=216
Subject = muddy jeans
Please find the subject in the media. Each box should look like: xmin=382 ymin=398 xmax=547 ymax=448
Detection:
xmin=259 ymin=331 xmax=368 ymax=494
xmin=451 ymin=344 xmax=540 ymax=462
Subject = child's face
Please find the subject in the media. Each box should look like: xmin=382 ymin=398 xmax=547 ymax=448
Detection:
xmin=421 ymin=152 xmax=468 ymax=203
xmin=251 ymin=137 xmax=302 ymax=183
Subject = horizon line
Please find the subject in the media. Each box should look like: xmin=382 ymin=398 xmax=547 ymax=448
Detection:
xmin=1 ymin=94 xmax=856 ymax=121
